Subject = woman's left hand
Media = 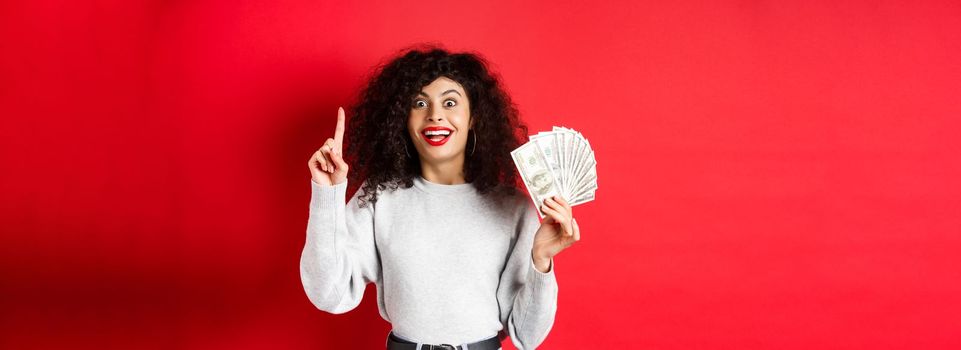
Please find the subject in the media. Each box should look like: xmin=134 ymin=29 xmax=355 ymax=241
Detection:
xmin=532 ymin=195 xmax=581 ymax=273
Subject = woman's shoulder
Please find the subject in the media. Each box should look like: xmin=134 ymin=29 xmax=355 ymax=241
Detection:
xmin=345 ymin=178 xmax=413 ymax=209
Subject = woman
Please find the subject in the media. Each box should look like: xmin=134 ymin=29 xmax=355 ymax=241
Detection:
xmin=301 ymin=45 xmax=581 ymax=350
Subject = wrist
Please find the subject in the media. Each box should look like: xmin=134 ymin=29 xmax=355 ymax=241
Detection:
xmin=532 ymin=253 xmax=552 ymax=274
xmin=532 ymin=249 xmax=551 ymax=264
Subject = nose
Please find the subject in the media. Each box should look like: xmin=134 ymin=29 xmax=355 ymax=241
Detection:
xmin=427 ymin=107 xmax=444 ymax=122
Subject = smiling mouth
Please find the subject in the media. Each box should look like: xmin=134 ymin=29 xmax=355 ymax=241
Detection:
xmin=421 ymin=127 xmax=453 ymax=146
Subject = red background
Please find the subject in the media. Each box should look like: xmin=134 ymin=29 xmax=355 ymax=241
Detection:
xmin=2 ymin=1 xmax=960 ymax=349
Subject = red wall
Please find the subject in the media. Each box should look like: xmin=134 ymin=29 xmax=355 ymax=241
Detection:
xmin=2 ymin=1 xmax=960 ymax=349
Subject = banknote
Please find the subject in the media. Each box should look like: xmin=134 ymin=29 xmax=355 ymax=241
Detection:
xmin=511 ymin=140 xmax=563 ymax=218
xmin=514 ymin=126 xmax=597 ymax=216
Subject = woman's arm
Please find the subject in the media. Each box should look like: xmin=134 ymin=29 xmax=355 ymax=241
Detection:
xmin=299 ymin=179 xmax=380 ymax=314
xmin=496 ymin=204 xmax=559 ymax=350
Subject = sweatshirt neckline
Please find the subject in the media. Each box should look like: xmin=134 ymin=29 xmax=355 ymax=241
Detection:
xmin=413 ymin=176 xmax=476 ymax=195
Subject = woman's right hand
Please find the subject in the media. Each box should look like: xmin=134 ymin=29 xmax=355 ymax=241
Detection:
xmin=308 ymin=107 xmax=349 ymax=186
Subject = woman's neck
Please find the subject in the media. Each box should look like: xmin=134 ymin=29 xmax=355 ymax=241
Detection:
xmin=419 ymin=156 xmax=467 ymax=185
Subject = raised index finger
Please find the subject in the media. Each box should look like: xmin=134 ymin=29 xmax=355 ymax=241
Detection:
xmin=334 ymin=107 xmax=346 ymax=148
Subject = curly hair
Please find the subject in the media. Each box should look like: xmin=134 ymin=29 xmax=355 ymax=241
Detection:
xmin=344 ymin=44 xmax=529 ymax=207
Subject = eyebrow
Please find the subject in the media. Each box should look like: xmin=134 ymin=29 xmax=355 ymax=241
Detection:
xmin=417 ymin=89 xmax=462 ymax=98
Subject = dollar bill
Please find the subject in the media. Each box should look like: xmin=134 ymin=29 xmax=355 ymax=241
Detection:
xmin=511 ymin=141 xmax=562 ymax=218
xmin=514 ymin=125 xmax=597 ymax=214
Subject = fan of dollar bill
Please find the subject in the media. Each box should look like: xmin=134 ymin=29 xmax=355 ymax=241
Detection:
xmin=511 ymin=126 xmax=597 ymax=218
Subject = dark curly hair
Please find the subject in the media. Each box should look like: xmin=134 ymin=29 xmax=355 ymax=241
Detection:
xmin=344 ymin=44 xmax=528 ymax=207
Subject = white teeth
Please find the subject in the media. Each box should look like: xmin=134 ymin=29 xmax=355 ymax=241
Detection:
xmin=424 ymin=130 xmax=451 ymax=136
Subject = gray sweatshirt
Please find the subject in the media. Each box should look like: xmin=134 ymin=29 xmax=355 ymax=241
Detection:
xmin=300 ymin=176 xmax=558 ymax=349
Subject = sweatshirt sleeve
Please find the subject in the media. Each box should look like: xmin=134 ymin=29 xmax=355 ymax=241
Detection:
xmin=496 ymin=202 xmax=559 ymax=349
xmin=299 ymin=179 xmax=380 ymax=314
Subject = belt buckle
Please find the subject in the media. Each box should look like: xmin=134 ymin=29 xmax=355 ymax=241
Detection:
xmin=429 ymin=344 xmax=457 ymax=350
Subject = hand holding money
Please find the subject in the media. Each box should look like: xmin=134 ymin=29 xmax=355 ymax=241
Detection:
xmin=514 ymin=125 xmax=595 ymax=272
xmin=531 ymin=194 xmax=581 ymax=273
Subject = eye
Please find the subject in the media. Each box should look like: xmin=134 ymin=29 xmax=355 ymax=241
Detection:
xmin=413 ymin=100 xmax=427 ymax=108
xmin=444 ymin=99 xmax=457 ymax=107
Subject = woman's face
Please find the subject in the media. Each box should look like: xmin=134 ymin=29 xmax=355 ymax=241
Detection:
xmin=407 ymin=76 xmax=472 ymax=165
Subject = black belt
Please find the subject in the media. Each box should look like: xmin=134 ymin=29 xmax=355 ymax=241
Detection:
xmin=386 ymin=331 xmax=502 ymax=350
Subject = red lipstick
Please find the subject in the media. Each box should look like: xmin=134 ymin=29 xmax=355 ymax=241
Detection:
xmin=421 ymin=126 xmax=454 ymax=146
